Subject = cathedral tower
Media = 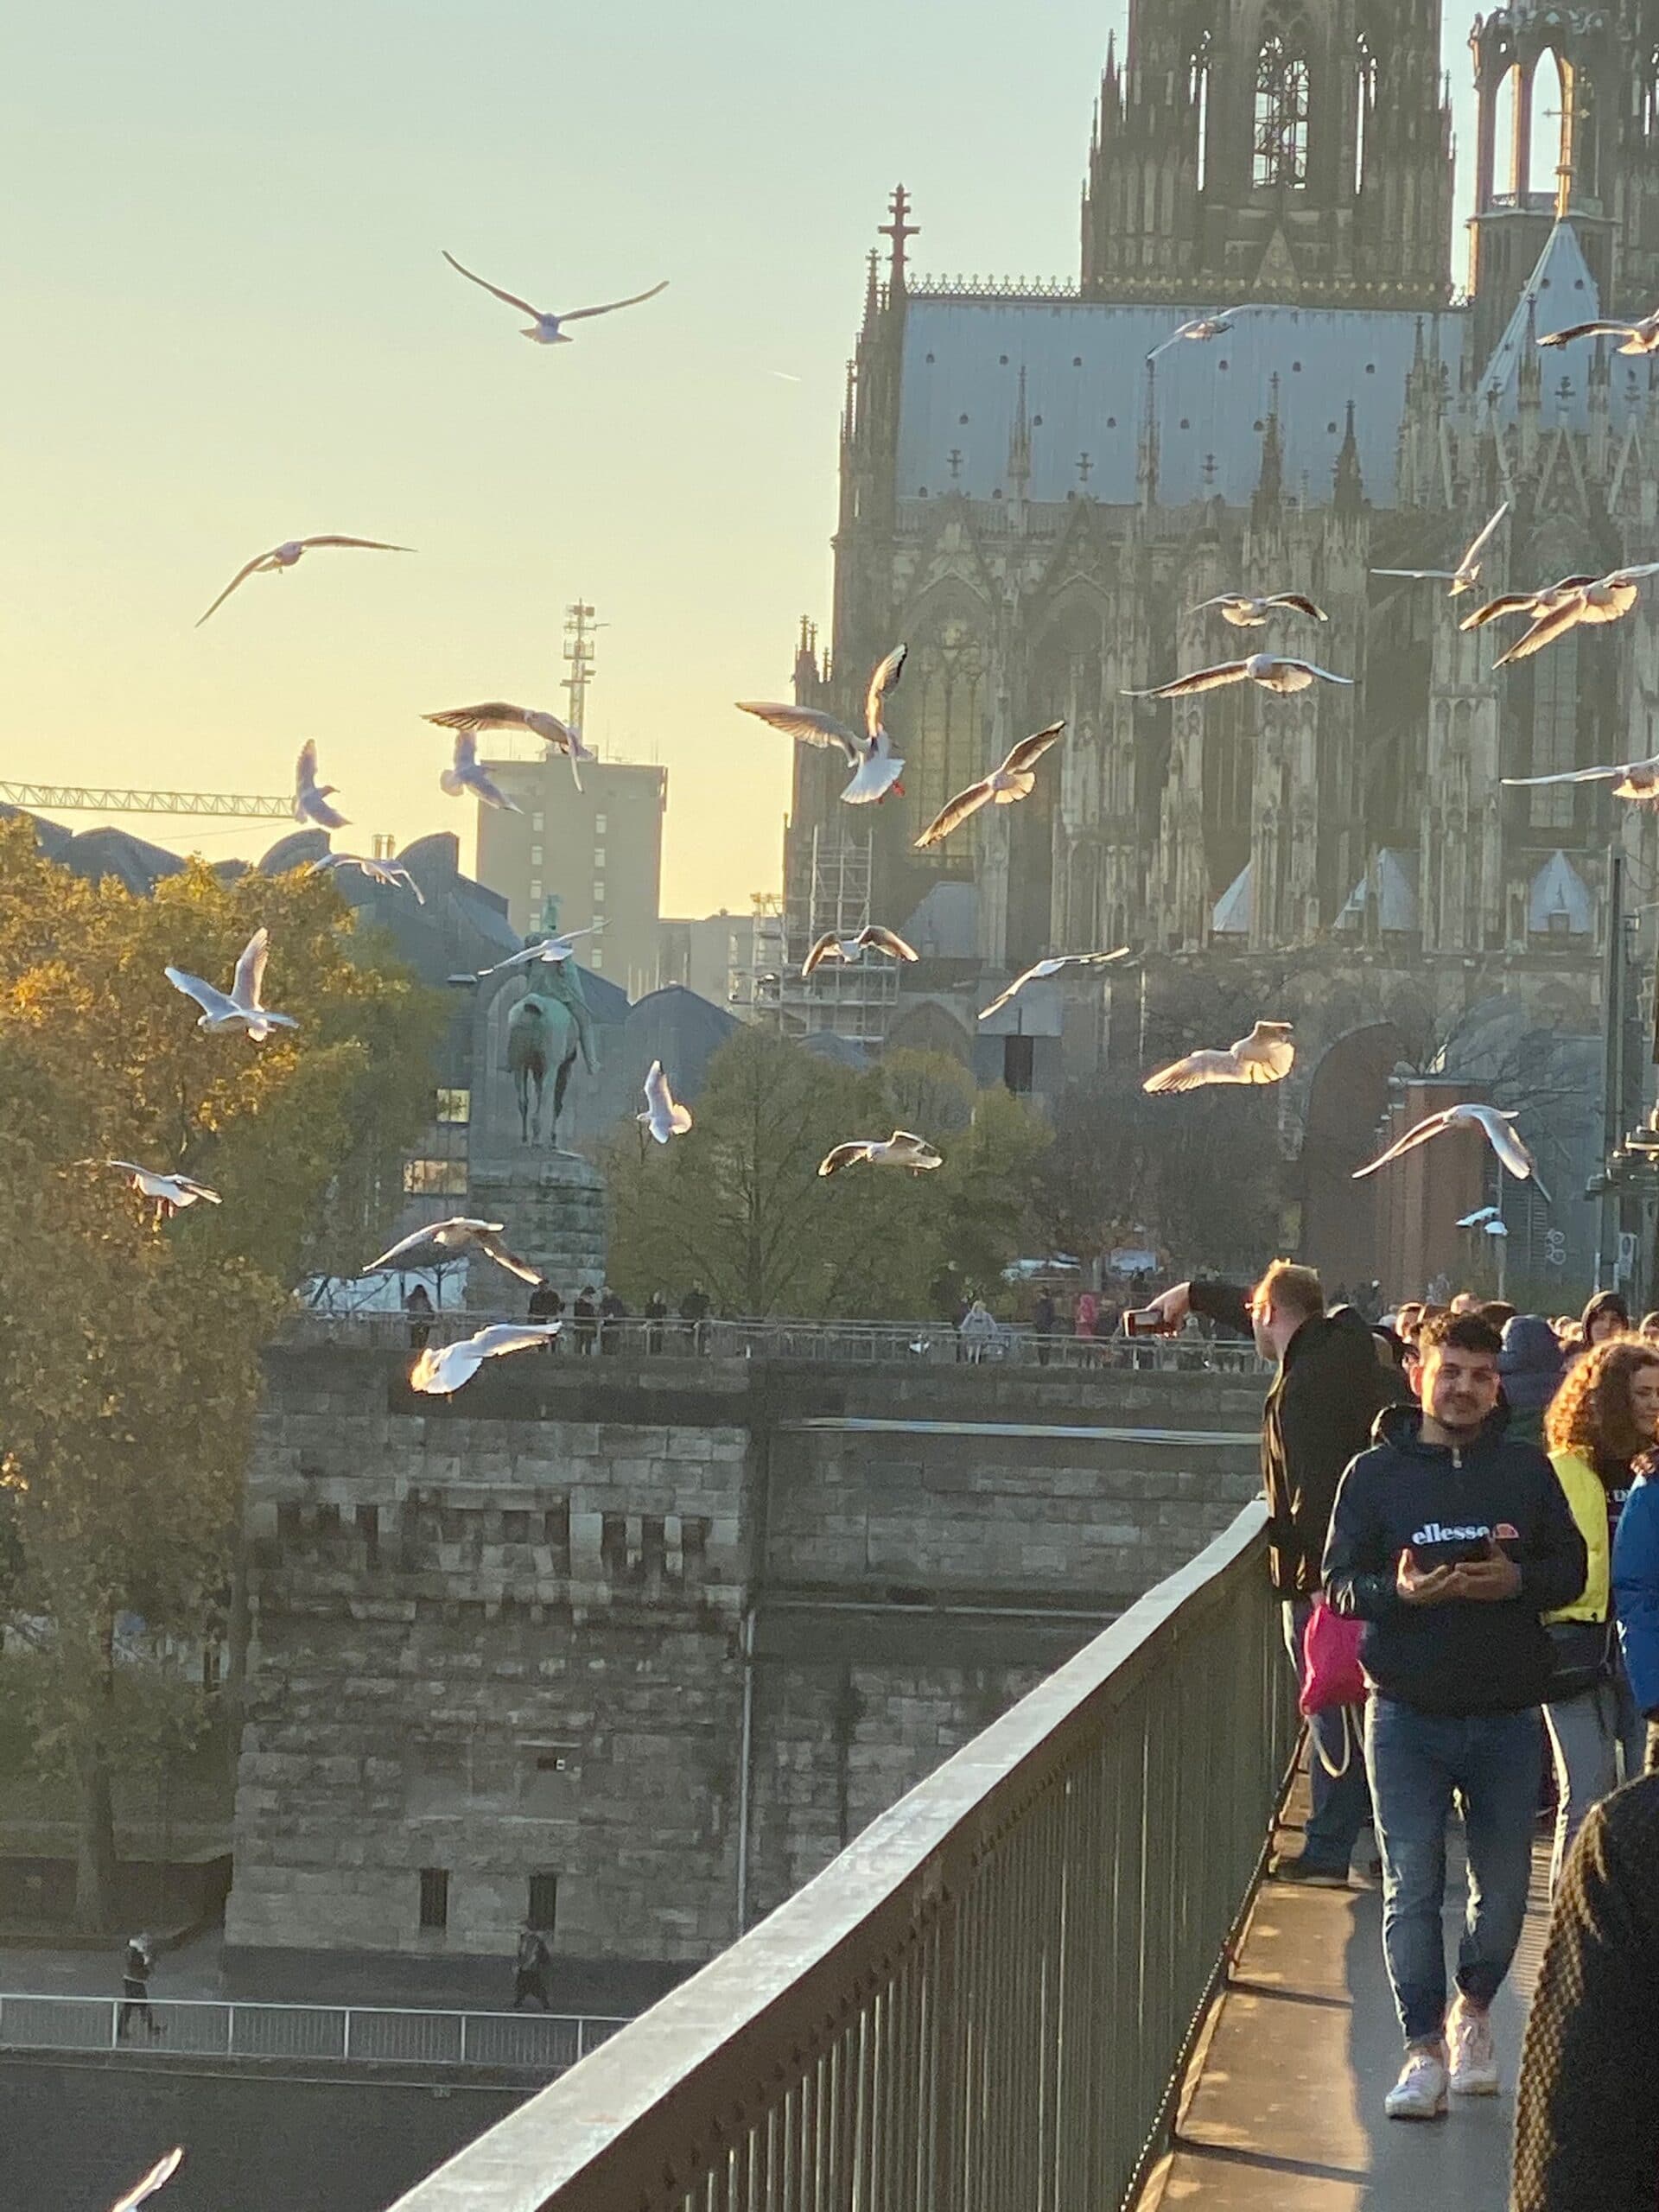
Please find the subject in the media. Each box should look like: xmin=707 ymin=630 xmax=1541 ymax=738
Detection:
xmin=1081 ymin=0 xmax=1452 ymax=308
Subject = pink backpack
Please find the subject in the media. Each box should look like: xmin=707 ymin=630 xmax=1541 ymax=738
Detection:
xmin=1300 ymin=1596 xmax=1367 ymax=1717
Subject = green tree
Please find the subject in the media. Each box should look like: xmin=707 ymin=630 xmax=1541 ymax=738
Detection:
xmin=0 ymin=819 xmax=442 ymax=1926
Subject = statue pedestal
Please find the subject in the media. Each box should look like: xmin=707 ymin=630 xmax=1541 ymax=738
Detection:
xmin=468 ymin=1152 xmax=607 ymax=1293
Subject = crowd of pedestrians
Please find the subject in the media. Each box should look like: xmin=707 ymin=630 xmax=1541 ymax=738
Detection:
xmin=1143 ymin=1261 xmax=1659 ymax=2196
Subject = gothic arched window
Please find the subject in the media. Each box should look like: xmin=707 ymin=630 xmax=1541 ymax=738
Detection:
xmin=1188 ymin=31 xmax=1213 ymax=192
xmin=1253 ymin=22 xmax=1311 ymax=190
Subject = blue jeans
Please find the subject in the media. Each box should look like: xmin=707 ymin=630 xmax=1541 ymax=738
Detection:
xmin=1283 ymin=1600 xmax=1371 ymax=1869
xmin=1365 ymin=1697 xmax=1541 ymax=2045
xmin=1543 ymin=1660 xmax=1647 ymax=1891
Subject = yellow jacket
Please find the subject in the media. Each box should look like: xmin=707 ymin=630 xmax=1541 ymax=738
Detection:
xmin=1546 ymin=1451 xmax=1609 ymax=1624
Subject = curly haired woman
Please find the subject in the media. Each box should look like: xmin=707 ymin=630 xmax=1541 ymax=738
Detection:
xmin=1543 ymin=1336 xmax=1658 ymax=1885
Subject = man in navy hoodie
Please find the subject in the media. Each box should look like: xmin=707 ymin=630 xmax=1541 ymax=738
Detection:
xmin=1324 ymin=1310 xmax=1585 ymax=2122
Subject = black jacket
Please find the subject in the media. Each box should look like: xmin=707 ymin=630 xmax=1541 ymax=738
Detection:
xmin=1323 ymin=1403 xmax=1586 ymax=1714
xmin=1513 ymin=1776 xmax=1659 ymax=2211
xmin=1187 ymin=1284 xmax=1406 ymax=1596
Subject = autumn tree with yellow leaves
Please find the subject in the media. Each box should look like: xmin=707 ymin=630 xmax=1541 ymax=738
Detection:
xmin=0 ymin=817 xmax=442 ymax=1927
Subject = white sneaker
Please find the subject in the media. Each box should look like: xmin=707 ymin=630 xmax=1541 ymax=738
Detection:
xmin=1384 ymin=2043 xmax=1449 ymax=2121
xmin=1446 ymin=1996 xmax=1499 ymax=2095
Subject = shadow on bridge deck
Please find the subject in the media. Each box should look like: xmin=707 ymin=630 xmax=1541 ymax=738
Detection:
xmin=1140 ymin=1777 xmax=1550 ymax=2211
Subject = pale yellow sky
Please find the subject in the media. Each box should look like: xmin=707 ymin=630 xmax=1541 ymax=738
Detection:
xmin=1 ymin=3 xmax=1481 ymax=917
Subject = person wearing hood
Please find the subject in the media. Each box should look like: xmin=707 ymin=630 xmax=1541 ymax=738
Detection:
xmin=1139 ymin=1262 xmax=1408 ymax=1884
xmin=1498 ymin=1313 xmax=1565 ymax=1449
xmin=1581 ymin=1291 xmax=1630 ymax=1351
xmin=1324 ymin=1310 xmax=1586 ymax=2121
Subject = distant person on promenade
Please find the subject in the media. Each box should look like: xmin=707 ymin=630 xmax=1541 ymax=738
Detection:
xmin=645 ymin=1290 xmax=668 ymax=1355
xmin=527 ymin=1281 xmax=563 ymax=1351
xmin=404 ymin=1283 xmax=434 ymax=1351
xmin=1512 ymin=1776 xmax=1659 ymax=2209
xmin=958 ymin=1298 xmax=996 ymax=1364
xmin=1032 ymin=1287 xmax=1056 ymax=1365
xmin=512 ymin=1922 xmax=552 ymax=2012
xmin=118 ymin=1932 xmax=161 ymax=2040
xmin=678 ymin=1282 xmax=709 ymax=1353
xmin=1072 ymin=1288 xmax=1098 ymax=1366
xmin=571 ymin=1285 xmax=598 ymax=1356
xmin=1324 ymin=1312 xmax=1586 ymax=2120
xmin=1139 ymin=1265 xmax=1405 ymax=1884
xmin=599 ymin=1285 xmax=627 ymax=1353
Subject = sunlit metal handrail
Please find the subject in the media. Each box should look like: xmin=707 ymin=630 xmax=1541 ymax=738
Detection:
xmin=0 ymin=1991 xmax=626 ymax=2074
xmin=391 ymin=1502 xmax=1294 ymax=2212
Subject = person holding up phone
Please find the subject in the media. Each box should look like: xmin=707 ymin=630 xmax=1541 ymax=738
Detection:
xmin=1324 ymin=1311 xmax=1586 ymax=2123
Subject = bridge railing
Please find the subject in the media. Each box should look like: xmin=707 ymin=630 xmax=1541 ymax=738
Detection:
xmin=281 ymin=1307 xmax=1269 ymax=1374
xmin=391 ymin=1502 xmax=1294 ymax=2212
xmin=0 ymin=1993 xmax=626 ymax=2075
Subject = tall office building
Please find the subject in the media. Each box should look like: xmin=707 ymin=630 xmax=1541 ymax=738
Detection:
xmin=474 ymin=754 xmax=667 ymax=1001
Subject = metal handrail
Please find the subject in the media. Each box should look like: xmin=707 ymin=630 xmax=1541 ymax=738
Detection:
xmin=391 ymin=1502 xmax=1294 ymax=2211
xmin=0 ymin=1990 xmax=626 ymax=2073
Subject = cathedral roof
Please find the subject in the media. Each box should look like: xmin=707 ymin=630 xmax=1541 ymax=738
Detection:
xmin=896 ymin=299 xmax=1465 ymax=510
xmin=1337 ymin=849 xmax=1421 ymax=934
xmin=1211 ymin=863 xmax=1251 ymax=937
xmin=1529 ymin=849 xmax=1594 ymax=936
xmin=1476 ymin=220 xmax=1608 ymax=421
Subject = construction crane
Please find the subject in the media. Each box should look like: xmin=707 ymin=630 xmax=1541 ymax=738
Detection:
xmin=0 ymin=784 xmax=290 ymax=820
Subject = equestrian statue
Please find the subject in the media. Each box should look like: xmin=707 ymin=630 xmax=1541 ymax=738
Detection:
xmin=505 ymin=957 xmax=597 ymax=1147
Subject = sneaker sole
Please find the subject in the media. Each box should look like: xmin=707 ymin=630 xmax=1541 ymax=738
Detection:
xmin=1385 ymin=2099 xmax=1449 ymax=2121
xmin=1448 ymin=2075 xmax=1499 ymax=2098
xmin=1268 ymin=1866 xmax=1351 ymax=1889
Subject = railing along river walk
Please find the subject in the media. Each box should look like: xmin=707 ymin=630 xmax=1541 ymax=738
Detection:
xmin=391 ymin=1502 xmax=1295 ymax=2212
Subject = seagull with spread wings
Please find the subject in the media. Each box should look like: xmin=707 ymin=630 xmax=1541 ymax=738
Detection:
xmin=105 ymin=1161 xmax=222 ymax=1215
xmin=194 ymin=535 xmax=413 ymax=626
xmin=1351 ymin=1102 xmax=1551 ymax=1203
xmin=477 ymin=927 xmax=602 ymax=978
xmin=1124 ymin=655 xmax=1352 ymax=700
xmin=977 ymin=950 xmax=1131 ymax=1021
xmin=1539 ymin=306 xmax=1659 ymax=356
xmin=913 ymin=722 xmax=1065 ymax=850
xmin=1146 ymin=304 xmax=1259 ymax=363
xmin=818 ymin=1130 xmax=944 ymax=1178
xmin=800 ymin=925 xmax=918 ymax=978
xmin=410 ymin=1322 xmax=563 ymax=1396
xmin=1503 ymin=753 xmax=1659 ymax=803
xmin=1371 ymin=501 xmax=1510 ymax=596
xmin=292 ymin=740 xmax=347 ymax=830
xmin=165 ymin=928 xmax=298 ymax=1041
xmin=738 ymin=644 xmax=908 ymax=806
xmin=639 ymin=1060 xmax=694 ymax=1144
xmin=310 ymin=854 xmax=424 ymax=901
xmin=1189 ymin=591 xmax=1328 ymax=629
xmin=1143 ymin=1020 xmax=1295 ymax=1095
xmin=1459 ymin=575 xmax=1596 ymax=632
xmin=423 ymin=702 xmax=594 ymax=790
xmin=110 ymin=2147 xmax=185 ymax=2212
xmin=367 ymin=1217 xmax=543 ymax=1285
xmin=440 ymin=730 xmax=520 ymax=811
xmin=1491 ymin=563 xmax=1659 ymax=668
xmin=442 ymin=250 xmax=667 ymax=345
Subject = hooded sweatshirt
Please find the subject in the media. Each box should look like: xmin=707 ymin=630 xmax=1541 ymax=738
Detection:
xmin=1323 ymin=1402 xmax=1586 ymax=1713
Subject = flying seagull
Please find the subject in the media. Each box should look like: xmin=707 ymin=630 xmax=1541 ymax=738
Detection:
xmin=1370 ymin=500 xmax=1510 ymax=596
xmin=476 ymin=927 xmax=602 ymax=978
xmin=1491 ymin=564 xmax=1659 ymax=669
xmin=977 ymin=950 xmax=1131 ymax=1021
xmin=1539 ymin=307 xmax=1659 ymax=356
xmin=105 ymin=1160 xmax=221 ymax=1213
xmin=1502 ymin=753 xmax=1659 ymax=803
xmin=1352 ymin=1102 xmax=1551 ymax=1204
xmin=440 ymin=730 xmax=520 ymax=810
xmin=1189 ymin=591 xmax=1328 ymax=628
xmin=310 ymin=854 xmax=424 ymax=901
xmin=410 ymin=1322 xmax=562 ymax=1396
xmin=1459 ymin=575 xmax=1596 ymax=632
xmin=442 ymin=251 xmax=668 ymax=345
xmin=423 ymin=702 xmax=594 ymax=791
xmin=738 ymin=644 xmax=907 ymax=806
xmin=639 ymin=1060 xmax=693 ymax=1144
xmin=1143 ymin=1020 xmax=1295 ymax=1096
xmin=110 ymin=2147 xmax=185 ymax=2212
xmin=195 ymin=536 xmax=413 ymax=626
xmin=366 ymin=1217 xmax=543 ymax=1285
xmin=800 ymin=925 xmax=918 ymax=978
xmin=818 ymin=1130 xmax=944 ymax=1178
xmin=1124 ymin=656 xmax=1352 ymax=700
xmin=913 ymin=721 xmax=1065 ymax=850
xmin=1147 ymin=304 xmax=1259 ymax=363
xmin=292 ymin=740 xmax=347 ymax=830
xmin=165 ymin=927 xmax=298 ymax=1041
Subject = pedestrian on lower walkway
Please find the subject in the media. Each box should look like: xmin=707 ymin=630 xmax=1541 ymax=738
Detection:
xmin=512 ymin=1923 xmax=551 ymax=2012
xmin=1324 ymin=1310 xmax=1586 ymax=2122
xmin=118 ymin=1932 xmax=162 ymax=2040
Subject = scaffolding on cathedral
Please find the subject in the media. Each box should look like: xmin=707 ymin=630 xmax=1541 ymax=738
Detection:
xmin=760 ymin=827 xmax=902 ymax=1048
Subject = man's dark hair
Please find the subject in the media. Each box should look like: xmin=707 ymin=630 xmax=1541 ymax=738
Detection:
xmin=1414 ymin=1309 xmax=1503 ymax=1360
xmin=1480 ymin=1301 xmax=1517 ymax=1330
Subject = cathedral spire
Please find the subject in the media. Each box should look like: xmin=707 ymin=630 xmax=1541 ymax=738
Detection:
xmin=1252 ymin=377 xmax=1283 ymax=522
xmin=1333 ymin=401 xmax=1364 ymax=517
xmin=1007 ymin=366 xmax=1032 ymax=499
xmin=1136 ymin=360 xmax=1160 ymax=511
xmin=879 ymin=184 xmax=919 ymax=299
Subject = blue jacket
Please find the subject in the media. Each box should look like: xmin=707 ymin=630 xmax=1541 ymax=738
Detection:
xmin=1613 ymin=1474 xmax=1659 ymax=1716
xmin=1324 ymin=1403 xmax=1586 ymax=1714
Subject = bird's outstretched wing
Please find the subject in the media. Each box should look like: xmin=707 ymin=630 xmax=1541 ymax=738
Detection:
xmin=1539 ymin=321 xmax=1637 ymax=347
xmin=1459 ymin=500 xmax=1510 ymax=568
xmin=914 ymin=779 xmax=991 ymax=849
xmin=296 ymin=535 xmax=414 ymax=553
xmin=1350 ymin=1110 xmax=1455 ymax=1180
xmin=1285 ymin=662 xmax=1355 ymax=686
xmin=111 ymin=2147 xmax=185 ymax=2212
xmin=560 ymin=280 xmax=670 ymax=323
xmin=426 ymin=702 xmax=528 ymax=734
xmin=1124 ymin=662 xmax=1247 ymax=698
xmin=231 ymin=929 xmax=270 ymax=1010
xmin=978 ymin=967 xmax=1040 ymax=1020
xmin=1235 ymin=1028 xmax=1296 ymax=1081
xmin=818 ymin=1142 xmax=871 ymax=1178
xmin=1492 ymin=597 xmax=1586 ymax=668
xmin=800 ymin=932 xmax=840 ymax=977
xmin=296 ymin=739 xmax=320 ymax=790
xmin=1370 ymin=569 xmax=1456 ymax=581
xmin=442 ymin=250 xmax=542 ymax=319
xmin=1143 ymin=1049 xmax=1235 ymax=1095
xmin=863 ymin=644 xmax=907 ymax=737
xmin=736 ymin=701 xmax=863 ymax=764
xmin=1502 ymin=762 xmax=1630 ymax=787
xmin=1607 ymin=562 xmax=1659 ymax=586
xmin=1271 ymin=594 xmax=1328 ymax=621
xmin=1460 ymin=593 xmax=1542 ymax=630
xmin=1470 ymin=1107 xmax=1552 ymax=1201
xmin=365 ymin=1226 xmax=436 ymax=1271
xmin=860 ymin=925 xmax=918 ymax=961
xmin=474 ymin=1230 xmax=544 ymax=1285
xmin=164 ymin=966 xmax=238 ymax=1022
xmin=194 ymin=550 xmax=270 ymax=626
xmin=1003 ymin=721 xmax=1066 ymax=775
